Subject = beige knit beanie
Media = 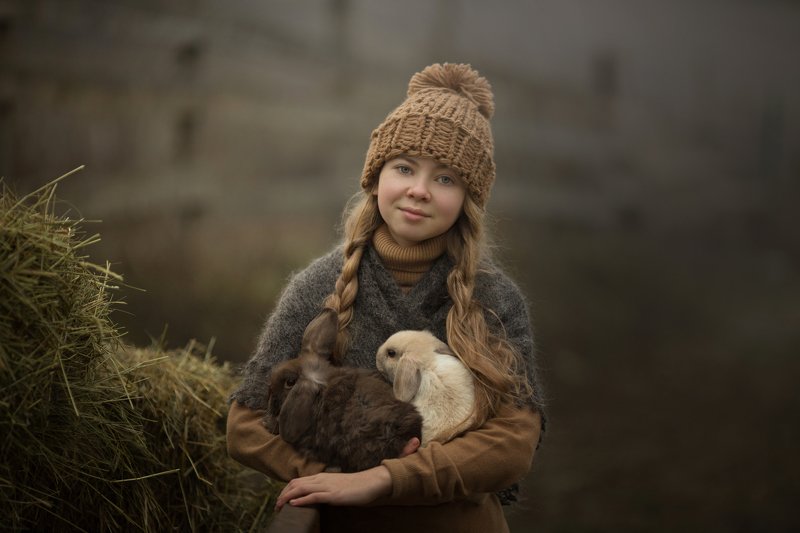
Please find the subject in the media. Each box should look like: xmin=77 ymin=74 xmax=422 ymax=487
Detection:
xmin=360 ymin=63 xmax=496 ymax=208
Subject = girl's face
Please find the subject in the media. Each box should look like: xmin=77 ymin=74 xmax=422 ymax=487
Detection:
xmin=373 ymin=155 xmax=466 ymax=247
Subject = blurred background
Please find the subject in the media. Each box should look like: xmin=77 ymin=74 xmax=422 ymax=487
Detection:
xmin=1 ymin=0 xmax=798 ymax=531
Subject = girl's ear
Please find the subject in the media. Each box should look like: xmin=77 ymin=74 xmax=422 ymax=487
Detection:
xmin=393 ymin=357 xmax=422 ymax=402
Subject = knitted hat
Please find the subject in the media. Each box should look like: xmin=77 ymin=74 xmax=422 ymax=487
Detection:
xmin=360 ymin=63 xmax=496 ymax=208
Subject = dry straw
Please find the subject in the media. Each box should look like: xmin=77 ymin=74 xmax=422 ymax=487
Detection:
xmin=1 ymin=169 xmax=279 ymax=531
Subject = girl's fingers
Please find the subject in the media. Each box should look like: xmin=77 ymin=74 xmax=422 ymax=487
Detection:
xmin=276 ymin=477 xmax=326 ymax=509
xmin=276 ymin=467 xmax=390 ymax=509
xmin=276 ymin=485 xmax=303 ymax=509
xmin=277 ymin=487 xmax=328 ymax=509
xmin=400 ymin=437 xmax=420 ymax=457
xmin=288 ymin=492 xmax=327 ymax=507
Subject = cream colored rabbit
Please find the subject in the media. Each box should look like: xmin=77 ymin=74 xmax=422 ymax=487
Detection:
xmin=376 ymin=330 xmax=479 ymax=446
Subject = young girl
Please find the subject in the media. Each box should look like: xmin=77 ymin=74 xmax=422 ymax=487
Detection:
xmin=227 ymin=63 xmax=545 ymax=532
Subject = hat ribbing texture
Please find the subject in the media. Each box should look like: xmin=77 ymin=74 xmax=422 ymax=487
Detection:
xmin=360 ymin=63 xmax=496 ymax=208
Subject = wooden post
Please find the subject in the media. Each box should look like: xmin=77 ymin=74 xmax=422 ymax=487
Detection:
xmin=264 ymin=505 xmax=320 ymax=533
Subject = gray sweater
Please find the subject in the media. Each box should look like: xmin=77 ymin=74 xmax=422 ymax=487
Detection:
xmin=232 ymin=244 xmax=545 ymax=417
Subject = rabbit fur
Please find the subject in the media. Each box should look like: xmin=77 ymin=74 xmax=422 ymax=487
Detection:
xmin=376 ymin=330 xmax=479 ymax=446
xmin=263 ymin=309 xmax=422 ymax=472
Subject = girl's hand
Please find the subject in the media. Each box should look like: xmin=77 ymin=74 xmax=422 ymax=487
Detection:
xmin=400 ymin=436 xmax=420 ymax=457
xmin=275 ymin=466 xmax=392 ymax=509
xmin=275 ymin=437 xmax=419 ymax=510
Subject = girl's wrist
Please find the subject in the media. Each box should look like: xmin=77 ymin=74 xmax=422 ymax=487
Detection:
xmin=370 ymin=465 xmax=393 ymax=498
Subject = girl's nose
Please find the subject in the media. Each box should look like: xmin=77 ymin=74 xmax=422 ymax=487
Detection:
xmin=406 ymin=177 xmax=431 ymax=201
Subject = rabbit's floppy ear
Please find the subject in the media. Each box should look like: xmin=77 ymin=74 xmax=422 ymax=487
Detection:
xmin=278 ymin=382 xmax=317 ymax=443
xmin=300 ymin=309 xmax=338 ymax=361
xmin=264 ymin=387 xmax=283 ymax=433
xmin=393 ymin=356 xmax=422 ymax=402
xmin=434 ymin=344 xmax=455 ymax=357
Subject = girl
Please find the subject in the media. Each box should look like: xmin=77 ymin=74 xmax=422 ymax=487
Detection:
xmin=227 ymin=63 xmax=545 ymax=532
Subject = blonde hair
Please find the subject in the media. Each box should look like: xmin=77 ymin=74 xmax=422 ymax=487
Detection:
xmin=323 ymin=190 xmax=532 ymax=419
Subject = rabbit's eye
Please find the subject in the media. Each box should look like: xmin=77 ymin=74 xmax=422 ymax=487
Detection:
xmin=284 ymin=377 xmax=297 ymax=389
xmin=387 ymin=349 xmax=397 ymax=358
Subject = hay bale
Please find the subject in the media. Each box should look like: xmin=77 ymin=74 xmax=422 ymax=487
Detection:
xmin=116 ymin=342 xmax=278 ymax=532
xmin=1 ymin=175 xmax=278 ymax=531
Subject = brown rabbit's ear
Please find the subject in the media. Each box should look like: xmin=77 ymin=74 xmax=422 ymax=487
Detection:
xmin=393 ymin=357 xmax=422 ymax=402
xmin=263 ymin=412 xmax=279 ymax=434
xmin=278 ymin=384 xmax=316 ymax=444
xmin=300 ymin=309 xmax=338 ymax=361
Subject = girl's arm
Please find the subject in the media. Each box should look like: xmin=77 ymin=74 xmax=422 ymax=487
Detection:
xmin=274 ymin=403 xmax=541 ymax=508
xmin=226 ymin=249 xmax=343 ymax=480
xmin=378 ymin=402 xmax=542 ymax=505
xmin=226 ymin=400 xmax=326 ymax=482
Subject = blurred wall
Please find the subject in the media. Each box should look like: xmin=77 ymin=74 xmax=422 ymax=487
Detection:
xmin=1 ymin=1 xmax=799 ymax=531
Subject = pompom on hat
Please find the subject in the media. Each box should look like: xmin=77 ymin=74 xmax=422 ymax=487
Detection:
xmin=360 ymin=63 xmax=496 ymax=208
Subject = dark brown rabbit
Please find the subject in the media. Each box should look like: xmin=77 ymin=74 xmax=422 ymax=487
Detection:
xmin=263 ymin=309 xmax=423 ymax=472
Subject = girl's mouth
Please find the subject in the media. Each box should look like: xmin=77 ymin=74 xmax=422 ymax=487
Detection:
xmin=400 ymin=207 xmax=428 ymax=219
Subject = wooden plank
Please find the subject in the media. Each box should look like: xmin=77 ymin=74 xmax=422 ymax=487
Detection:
xmin=265 ymin=505 xmax=320 ymax=533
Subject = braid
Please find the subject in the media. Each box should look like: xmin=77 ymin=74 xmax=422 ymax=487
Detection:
xmin=445 ymin=196 xmax=533 ymax=420
xmin=324 ymin=192 xmax=381 ymax=362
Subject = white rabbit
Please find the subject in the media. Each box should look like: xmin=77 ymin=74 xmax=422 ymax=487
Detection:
xmin=376 ymin=330 xmax=478 ymax=446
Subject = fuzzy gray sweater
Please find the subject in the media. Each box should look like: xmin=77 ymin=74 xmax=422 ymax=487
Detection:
xmin=231 ymin=244 xmax=545 ymax=418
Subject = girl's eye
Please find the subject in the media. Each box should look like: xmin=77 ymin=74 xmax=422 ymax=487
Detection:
xmin=396 ymin=165 xmax=412 ymax=175
xmin=437 ymin=175 xmax=455 ymax=185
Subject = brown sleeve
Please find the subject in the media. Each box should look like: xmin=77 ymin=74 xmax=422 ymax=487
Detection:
xmin=379 ymin=403 xmax=542 ymax=505
xmin=226 ymin=400 xmax=326 ymax=481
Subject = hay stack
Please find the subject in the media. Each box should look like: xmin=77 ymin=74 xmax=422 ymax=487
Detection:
xmin=1 ymin=175 xmax=278 ymax=531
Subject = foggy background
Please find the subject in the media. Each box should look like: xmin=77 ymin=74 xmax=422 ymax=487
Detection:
xmin=2 ymin=1 xmax=799 ymax=531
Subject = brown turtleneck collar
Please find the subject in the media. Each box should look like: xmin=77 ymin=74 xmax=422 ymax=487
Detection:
xmin=372 ymin=225 xmax=448 ymax=292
